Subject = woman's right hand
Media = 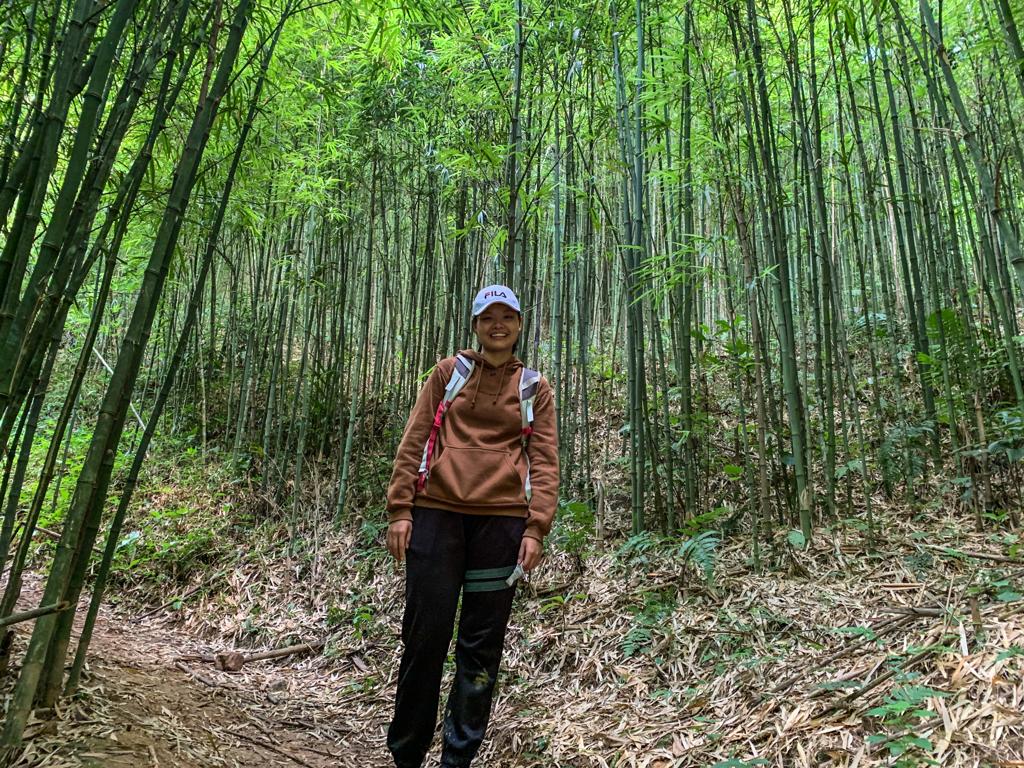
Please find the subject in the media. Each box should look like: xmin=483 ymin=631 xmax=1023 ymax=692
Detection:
xmin=386 ymin=520 xmax=412 ymax=562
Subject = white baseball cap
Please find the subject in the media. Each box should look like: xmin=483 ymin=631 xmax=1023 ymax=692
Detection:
xmin=472 ymin=285 xmax=521 ymax=317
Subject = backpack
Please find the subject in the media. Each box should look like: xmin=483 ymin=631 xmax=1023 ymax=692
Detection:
xmin=416 ymin=353 xmax=541 ymax=501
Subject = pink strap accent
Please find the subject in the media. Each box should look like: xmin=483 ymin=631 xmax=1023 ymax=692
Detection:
xmin=417 ymin=401 xmax=448 ymax=491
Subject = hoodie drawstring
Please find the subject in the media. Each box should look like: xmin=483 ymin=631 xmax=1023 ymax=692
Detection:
xmin=493 ymin=360 xmax=508 ymax=405
xmin=469 ymin=365 xmax=484 ymax=408
xmin=469 ymin=359 xmax=510 ymax=408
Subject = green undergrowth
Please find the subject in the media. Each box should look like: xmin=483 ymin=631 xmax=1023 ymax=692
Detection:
xmin=21 ymin=431 xmax=242 ymax=596
xmin=27 ymin=439 xmax=1019 ymax=767
xmin=24 ymin=420 xmax=1023 ymax=691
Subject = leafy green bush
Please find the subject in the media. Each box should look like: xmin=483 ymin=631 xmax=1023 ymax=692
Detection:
xmin=114 ymin=507 xmax=223 ymax=583
xmin=550 ymin=499 xmax=595 ymax=559
xmin=880 ymin=420 xmax=934 ymax=490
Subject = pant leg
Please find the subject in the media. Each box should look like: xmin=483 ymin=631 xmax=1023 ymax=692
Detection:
xmin=388 ymin=507 xmax=465 ymax=768
xmin=440 ymin=514 xmax=526 ymax=767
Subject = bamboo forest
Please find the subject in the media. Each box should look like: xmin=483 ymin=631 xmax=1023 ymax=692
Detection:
xmin=1 ymin=0 xmax=1023 ymax=764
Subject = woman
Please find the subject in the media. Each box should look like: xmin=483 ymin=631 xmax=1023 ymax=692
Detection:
xmin=385 ymin=285 xmax=559 ymax=768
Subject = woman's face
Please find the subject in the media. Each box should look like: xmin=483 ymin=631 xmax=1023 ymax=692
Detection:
xmin=474 ymin=304 xmax=522 ymax=356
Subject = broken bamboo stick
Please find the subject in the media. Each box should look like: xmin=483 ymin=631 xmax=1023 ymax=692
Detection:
xmin=0 ymin=601 xmax=69 ymax=629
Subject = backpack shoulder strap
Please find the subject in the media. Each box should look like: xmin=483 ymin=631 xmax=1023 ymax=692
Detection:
xmin=445 ymin=353 xmax=476 ymax=401
xmin=417 ymin=354 xmax=476 ymax=491
xmin=519 ymin=368 xmax=541 ymax=433
xmin=518 ymin=368 xmax=542 ymax=502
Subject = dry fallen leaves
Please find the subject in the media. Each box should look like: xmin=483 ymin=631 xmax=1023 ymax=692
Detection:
xmin=2 ymin=505 xmax=1022 ymax=767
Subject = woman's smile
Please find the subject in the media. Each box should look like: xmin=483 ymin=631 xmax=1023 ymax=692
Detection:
xmin=475 ymin=305 xmax=521 ymax=359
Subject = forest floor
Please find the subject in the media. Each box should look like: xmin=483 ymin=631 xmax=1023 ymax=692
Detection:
xmin=4 ymin=499 xmax=1024 ymax=768
xmin=4 ymin=573 xmax=359 ymax=768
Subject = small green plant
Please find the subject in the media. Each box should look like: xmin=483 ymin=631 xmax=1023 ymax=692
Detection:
xmin=538 ymin=592 xmax=587 ymax=615
xmin=678 ymin=507 xmax=730 ymax=536
xmin=621 ymin=588 xmax=676 ymax=658
xmin=326 ymin=605 xmax=346 ymax=628
xmin=343 ymin=674 xmax=379 ymax=694
xmin=677 ymin=530 xmax=720 ymax=584
xmin=622 ymin=625 xmax=653 ymax=658
xmin=834 ymin=625 xmax=878 ymax=642
xmin=787 ymin=529 xmax=806 ymax=550
xmin=987 ymin=407 xmax=1024 ymax=462
xmin=712 ymin=758 xmax=768 ymax=768
xmin=851 ymin=311 xmax=889 ymax=338
xmin=866 ymin=685 xmax=948 ymax=765
xmin=522 ymin=734 xmax=550 ymax=759
xmin=357 ymin=517 xmax=387 ymax=552
xmin=903 ymin=551 xmax=934 ymax=579
xmin=551 ymin=499 xmax=595 ymax=559
xmin=880 ymin=421 xmax=934 ymax=491
xmin=997 ymin=645 xmax=1024 ymax=661
xmin=967 ymin=571 xmax=1022 ymax=603
xmin=615 ymin=530 xmax=664 ymax=566
xmin=352 ymin=604 xmax=374 ymax=640
xmin=992 ymin=532 xmax=1020 ymax=559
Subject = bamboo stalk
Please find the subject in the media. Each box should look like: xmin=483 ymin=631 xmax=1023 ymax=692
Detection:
xmin=0 ymin=602 xmax=68 ymax=629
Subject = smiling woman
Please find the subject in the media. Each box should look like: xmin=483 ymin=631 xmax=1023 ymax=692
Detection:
xmin=473 ymin=294 xmax=522 ymax=361
xmin=383 ymin=285 xmax=560 ymax=768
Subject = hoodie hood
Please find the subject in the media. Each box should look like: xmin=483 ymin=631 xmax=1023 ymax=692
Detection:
xmin=460 ymin=349 xmax=522 ymax=408
xmin=461 ymin=348 xmax=524 ymax=371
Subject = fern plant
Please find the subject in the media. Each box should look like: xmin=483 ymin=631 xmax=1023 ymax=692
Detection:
xmin=677 ymin=530 xmax=720 ymax=584
xmin=615 ymin=530 xmax=664 ymax=566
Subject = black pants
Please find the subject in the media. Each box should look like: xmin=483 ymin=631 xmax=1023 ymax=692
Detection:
xmin=388 ymin=507 xmax=525 ymax=768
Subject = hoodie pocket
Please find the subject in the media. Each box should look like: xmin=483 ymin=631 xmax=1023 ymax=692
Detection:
xmin=426 ymin=446 xmax=525 ymax=506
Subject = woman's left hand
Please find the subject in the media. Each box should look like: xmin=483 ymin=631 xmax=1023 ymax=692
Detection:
xmin=518 ymin=536 xmax=543 ymax=572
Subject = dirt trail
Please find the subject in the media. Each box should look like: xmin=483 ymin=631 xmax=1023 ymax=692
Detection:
xmin=5 ymin=580 xmax=393 ymax=768
xmin=6 ymin=515 xmax=1024 ymax=768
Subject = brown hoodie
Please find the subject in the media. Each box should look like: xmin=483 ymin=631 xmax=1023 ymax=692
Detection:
xmin=386 ymin=350 xmax=559 ymax=543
